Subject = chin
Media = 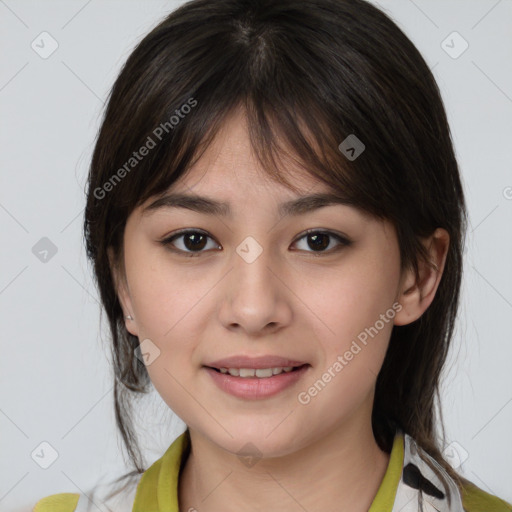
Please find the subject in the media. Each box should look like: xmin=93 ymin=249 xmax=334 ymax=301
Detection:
xmin=208 ymin=421 xmax=304 ymax=460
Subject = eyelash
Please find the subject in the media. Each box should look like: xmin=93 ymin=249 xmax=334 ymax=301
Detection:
xmin=159 ymin=229 xmax=352 ymax=257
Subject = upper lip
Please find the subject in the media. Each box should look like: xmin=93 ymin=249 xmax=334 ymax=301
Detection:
xmin=204 ymin=355 xmax=308 ymax=369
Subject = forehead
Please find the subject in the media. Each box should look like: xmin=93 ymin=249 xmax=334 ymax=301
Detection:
xmin=138 ymin=107 xmax=381 ymax=225
xmin=164 ymin=107 xmax=325 ymax=199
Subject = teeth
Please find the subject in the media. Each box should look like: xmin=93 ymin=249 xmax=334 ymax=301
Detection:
xmin=218 ymin=366 xmax=297 ymax=378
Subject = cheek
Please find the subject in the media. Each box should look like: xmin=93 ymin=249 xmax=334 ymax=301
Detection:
xmin=125 ymin=245 xmax=208 ymax=338
xmin=299 ymin=250 xmax=399 ymax=371
xmin=124 ymin=245 xmax=217 ymax=394
xmin=124 ymin=250 xmax=205 ymax=415
xmin=295 ymin=265 xmax=397 ymax=419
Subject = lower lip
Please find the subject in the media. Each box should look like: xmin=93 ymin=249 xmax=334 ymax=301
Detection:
xmin=204 ymin=365 xmax=310 ymax=399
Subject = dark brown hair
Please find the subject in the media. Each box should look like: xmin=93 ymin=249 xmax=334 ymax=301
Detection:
xmin=84 ymin=0 xmax=469 ymax=494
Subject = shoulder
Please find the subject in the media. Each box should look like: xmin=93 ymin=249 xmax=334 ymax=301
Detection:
xmin=32 ymin=470 xmax=143 ymax=512
xmin=461 ymin=480 xmax=512 ymax=512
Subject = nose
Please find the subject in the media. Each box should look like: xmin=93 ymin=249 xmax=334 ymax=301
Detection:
xmin=217 ymin=238 xmax=293 ymax=336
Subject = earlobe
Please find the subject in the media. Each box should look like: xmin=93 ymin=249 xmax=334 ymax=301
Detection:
xmin=393 ymin=228 xmax=449 ymax=327
xmin=107 ymin=246 xmax=139 ymax=336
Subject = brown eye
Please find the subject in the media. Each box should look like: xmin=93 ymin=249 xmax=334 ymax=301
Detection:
xmin=181 ymin=232 xmax=207 ymax=251
xmin=160 ymin=230 xmax=220 ymax=256
xmin=292 ymin=230 xmax=352 ymax=254
xmin=306 ymin=233 xmax=330 ymax=251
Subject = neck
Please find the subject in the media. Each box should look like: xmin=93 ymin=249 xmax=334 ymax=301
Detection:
xmin=178 ymin=420 xmax=391 ymax=512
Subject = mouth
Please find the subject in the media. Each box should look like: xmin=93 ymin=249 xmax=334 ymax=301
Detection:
xmin=203 ymin=363 xmax=311 ymax=399
xmin=205 ymin=363 xmax=310 ymax=379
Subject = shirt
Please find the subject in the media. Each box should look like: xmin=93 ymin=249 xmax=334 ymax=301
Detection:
xmin=33 ymin=428 xmax=512 ymax=512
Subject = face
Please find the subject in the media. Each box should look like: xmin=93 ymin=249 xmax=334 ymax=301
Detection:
xmin=113 ymin=108 xmax=407 ymax=458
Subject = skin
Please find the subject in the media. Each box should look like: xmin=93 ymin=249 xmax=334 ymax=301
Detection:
xmin=110 ymin=107 xmax=449 ymax=512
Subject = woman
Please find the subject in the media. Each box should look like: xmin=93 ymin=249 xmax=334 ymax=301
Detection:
xmin=34 ymin=0 xmax=512 ymax=510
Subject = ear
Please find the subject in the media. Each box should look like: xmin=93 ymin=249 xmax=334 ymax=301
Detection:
xmin=393 ymin=228 xmax=450 ymax=326
xmin=107 ymin=246 xmax=139 ymax=337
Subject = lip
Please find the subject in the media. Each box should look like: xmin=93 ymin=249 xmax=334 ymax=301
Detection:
xmin=204 ymin=355 xmax=308 ymax=369
xmin=204 ymin=364 xmax=310 ymax=399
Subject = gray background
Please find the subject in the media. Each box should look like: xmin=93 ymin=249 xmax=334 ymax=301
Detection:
xmin=1 ymin=0 xmax=511 ymax=510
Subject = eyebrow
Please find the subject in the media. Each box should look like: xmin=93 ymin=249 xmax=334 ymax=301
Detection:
xmin=143 ymin=192 xmax=355 ymax=218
